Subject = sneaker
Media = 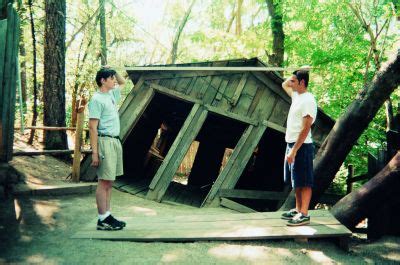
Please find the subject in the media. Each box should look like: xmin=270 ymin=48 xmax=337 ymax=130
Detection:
xmin=109 ymin=215 xmax=126 ymax=227
xmin=287 ymin=213 xmax=310 ymax=226
xmin=97 ymin=215 xmax=123 ymax=231
xmin=281 ymin=209 xmax=299 ymax=220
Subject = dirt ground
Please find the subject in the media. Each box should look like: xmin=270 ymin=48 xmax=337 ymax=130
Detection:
xmin=1 ymin=135 xmax=399 ymax=264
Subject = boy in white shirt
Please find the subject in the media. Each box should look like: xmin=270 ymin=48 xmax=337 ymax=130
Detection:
xmin=281 ymin=70 xmax=317 ymax=226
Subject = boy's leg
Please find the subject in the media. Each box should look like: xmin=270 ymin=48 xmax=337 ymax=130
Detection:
xmin=295 ymin=187 xmax=302 ymax=211
xmin=106 ymin=181 xmax=112 ymax=212
xmin=96 ymin=179 xmax=112 ymax=214
xmin=300 ymin=187 xmax=312 ymax=216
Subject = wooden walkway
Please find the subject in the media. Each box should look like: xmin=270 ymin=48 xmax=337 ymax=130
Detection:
xmin=72 ymin=210 xmax=351 ymax=249
xmin=114 ymin=178 xmax=207 ymax=207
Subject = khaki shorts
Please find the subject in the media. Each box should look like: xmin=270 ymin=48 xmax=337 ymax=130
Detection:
xmin=97 ymin=137 xmax=123 ymax=181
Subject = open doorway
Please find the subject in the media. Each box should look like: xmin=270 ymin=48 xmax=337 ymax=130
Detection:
xmin=162 ymin=113 xmax=247 ymax=207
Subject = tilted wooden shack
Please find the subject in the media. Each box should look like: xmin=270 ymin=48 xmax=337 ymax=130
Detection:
xmin=81 ymin=58 xmax=334 ymax=210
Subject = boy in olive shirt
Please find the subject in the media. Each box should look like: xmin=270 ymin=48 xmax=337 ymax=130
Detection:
xmin=89 ymin=67 xmax=126 ymax=230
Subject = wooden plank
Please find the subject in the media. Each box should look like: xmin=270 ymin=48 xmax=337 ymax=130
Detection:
xmin=268 ymin=100 xmax=290 ymax=127
xmin=73 ymin=223 xmax=351 ymax=241
xmin=147 ymin=104 xmax=208 ymax=201
xmin=214 ymin=79 xmax=229 ymax=101
xmin=119 ymin=85 xmax=155 ymax=142
xmin=251 ymin=90 xmax=277 ymax=120
xmin=72 ymin=109 xmax=85 ymax=182
xmin=220 ymin=198 xmax=257 ymax=213
xmin=125 ymin=66 xmax=310 ymax=72
xmin=185 ymin=76 xmax=197 ymax=95
xmin=82 ymin=216 xmax=343 ymax=230
xmin=197 ymin=76 xmax=212 ymax=99
xmin=216 ymin=74 xmax=241 ymax=111
xmin=202 ymin=75 xmax=224 ymax=104
xmin=174 ymin=77 xmax=192 ymax=93
xmin=230 ymin=72 xmax=249 ymax=106
xmin=218 ymin=125 xmax=267 ymax=193
xmin=247 ymin=86 xmax=265 ymax=117
xmin=219 ymin=189 xmax=287 ymax=200
xmin=139 ymin=71 xmax=230 ymax=80
xmin=262 ymin=120 xmax=286 ymax=133
xmin=0 ymin=18 xmax=8 ymax=159
xmin=251 ymin=72 xmax=290 ymax=104
xmin=205 ymin=104 xmax=258 ymax=126
xmin=85 ymin=210 xmax=337 ymax=226
xmin=2 ymin=6 xmax=19 ymax=161
xmin=232 ymin=76 xmax=258 ymax=115
xmin=202 ymin=125 xmax=253 ymax=206
xmin=119 ymin=75 xmax=145 ymax=115
xmin=147 ymin=81 xmax=201 ymax=105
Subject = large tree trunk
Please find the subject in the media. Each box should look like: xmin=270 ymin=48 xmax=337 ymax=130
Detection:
xmin=99 ymin=0 xmax=107 ymax=65
xmin=265 ymin=0 xmax=284 ymax=67
xmin=27 ymin=0 xmax=38 ymax=145
xmin=43 ymin=0 xmax=68 ymax=150
xmin=331 ymin=151 xmax=400 ymax=232
xmin=281 ymin=52 xmax=400 ymax=210
xmin=168 ymin=0 xmax=196 ymax=64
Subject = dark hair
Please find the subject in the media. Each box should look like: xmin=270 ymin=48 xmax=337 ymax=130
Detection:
xmin=292 ymin=70 xmax=309 ymax=87
xmin=95 ymin=68 xmax=116 ymax=87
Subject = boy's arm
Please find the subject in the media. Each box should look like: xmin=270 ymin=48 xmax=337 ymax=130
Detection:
xmin=115 ymin=71 xmax=126 ymax=86
xmin=89 ymin=119 xmax=100 ymax=167
xmin=282 ymin=78 xmax=293 ymax=97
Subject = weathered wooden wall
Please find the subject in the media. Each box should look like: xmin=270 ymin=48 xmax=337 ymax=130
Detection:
xmin=0 ymin=1 xmax=20 ymax=162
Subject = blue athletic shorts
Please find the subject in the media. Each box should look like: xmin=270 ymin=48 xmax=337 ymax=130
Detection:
xmin=284 ymin=143 xmax=315 ymax=188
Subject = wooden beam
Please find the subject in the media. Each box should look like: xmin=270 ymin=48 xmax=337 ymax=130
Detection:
xmin=1 ymin=5 xmax=19 ymax=161
xmin=14 ymin=126 xmax=89 ymax=131
xmin=262 ymin=120 xmax=286 ymax=133
xmin=119 ymin=75 xmax=145 ymax=115
xmin=205 ymin=104 xmax=257 ymax=125
xmin=120 ymin=85 xmax=155 ymax=142
xmin=219 ymin=189 xmax=287 ymax=200
xmin=230 ymin=72 xmax=249 ymax=106
xmin=146 ymin=81 xmax=202 ymax=104
xmin=220 ymin=198 xmax=257 ymax=213
xmin=72 ymin=107 xmax=85 ymax=182
xmin=204 ymin=124 xmax=267 ymax=207
xmin=13 ymin=149 xmax=92 ymax=156
xmin=125 ymin=66 xmax=311 ymax=72
xmin=140 ymin=71 xmax=230 ymax=80
xmin=147 ymin=104 xmax=208 ymax=202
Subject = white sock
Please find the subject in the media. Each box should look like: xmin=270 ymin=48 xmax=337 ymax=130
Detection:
xmin=98 ymin=211 xmax=110 ymax=221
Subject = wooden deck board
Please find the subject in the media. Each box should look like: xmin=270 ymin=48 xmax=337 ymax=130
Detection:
xmin=73 ymin=210 xmax=351 ymax=243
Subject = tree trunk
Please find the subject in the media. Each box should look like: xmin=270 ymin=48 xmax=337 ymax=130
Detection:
xmin=280 ymin=52 xmax=400 ymax=210
xmin=266 ymin=0 xmax=284 ymax=67
xmin=43 ymin=0 xmax=68 ymax=151
xmin=17 ymin=1 xmax=27 ymax=105
xmin=99 ymin=0 xmax=107 ymax=66
xmin=27 ymin=0 xmax=38 ymax=145
xmin=331 ymin=151 xmax=400 ymax=231
xmin=226 ymin=1 xmax=236 ymax=33
xmin=235 ymin=0 xmax=243 ymax=36
xmin=168 ymin=0 xmax=196 ymax=64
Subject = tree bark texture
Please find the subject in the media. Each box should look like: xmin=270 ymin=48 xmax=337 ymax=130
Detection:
xmin=266 ymin=0 xmax=284 ymax=67
xmin=43 ymin=0 xmax=68 ymax=150
xmin=99 ymin=0 xmax=107 ymax=65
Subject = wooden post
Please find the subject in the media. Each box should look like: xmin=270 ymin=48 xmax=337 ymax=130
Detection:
xmin=72 ymin=98 xmax=86 ymax=182
xmin=346 ymin=164 xmax=354 ymax=194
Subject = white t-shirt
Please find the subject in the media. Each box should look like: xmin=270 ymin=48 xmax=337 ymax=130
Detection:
xmin=285 ymin=91 xmax=317 ymax=144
